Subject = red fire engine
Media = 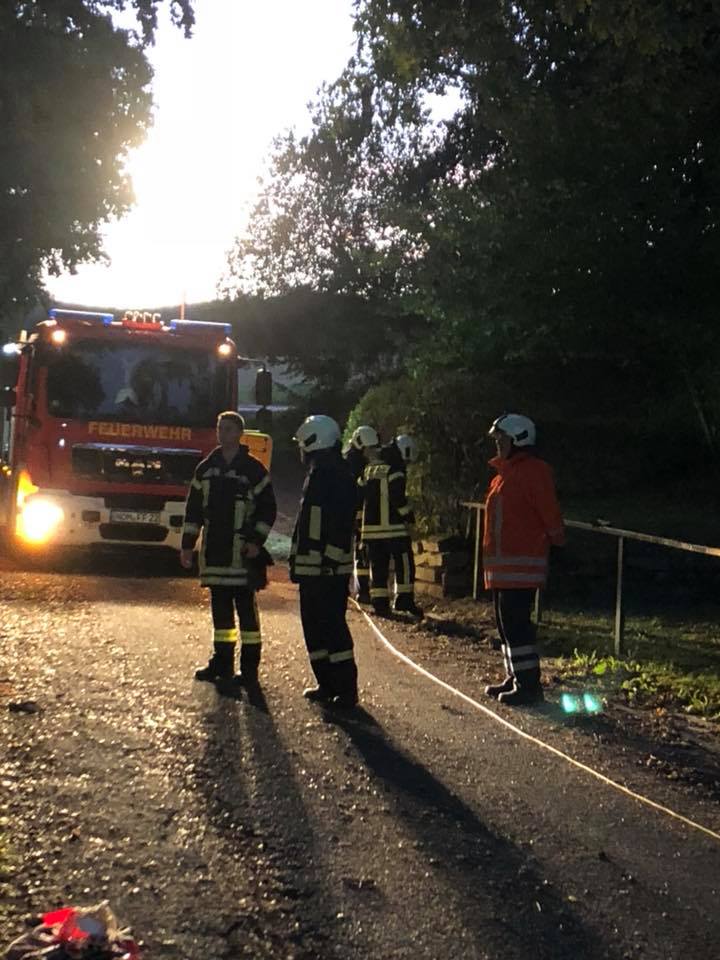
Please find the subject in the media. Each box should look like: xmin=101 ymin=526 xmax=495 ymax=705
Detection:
xmin=0 ymin=308 xmax=271 ymax=552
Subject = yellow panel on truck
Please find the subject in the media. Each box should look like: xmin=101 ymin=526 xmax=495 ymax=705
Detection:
xmin=244 ymin=430 xmax=273 ymax=470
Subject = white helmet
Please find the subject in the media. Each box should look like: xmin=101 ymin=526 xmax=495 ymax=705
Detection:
xmin=294 ymin=415 xmax=341 ymax=454
xmin=350 ymin=425 xmax=379 ymax=450
xmin=395 ymin=434 xmax=418 ymax=464
xmin=489 ymin=413 xmax=536 ymax=447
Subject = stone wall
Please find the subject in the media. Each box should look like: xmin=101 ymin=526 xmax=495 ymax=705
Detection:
xmin=413 ymin=535 xmax=473 ymax=599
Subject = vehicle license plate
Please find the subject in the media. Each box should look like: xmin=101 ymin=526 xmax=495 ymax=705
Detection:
xmin=110 ymin=510 xmax=162 ymax=524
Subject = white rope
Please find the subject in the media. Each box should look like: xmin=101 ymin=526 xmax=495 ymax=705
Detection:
xmin=355 ymin=603 xmax=720 ymax=845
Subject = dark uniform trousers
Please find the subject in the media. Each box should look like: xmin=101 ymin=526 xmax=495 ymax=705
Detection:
xmin=493 ymin=589 xmax=541 ymax=690
xmin=368 ymin=537 xmax=415 ymax=610
xmin=355 ymin=539 xmax=371 ymax=600
xmin=299 ymin=576 xmax=358 ymax=697
xmin=210 ymin=585 xmax=262 ymax=675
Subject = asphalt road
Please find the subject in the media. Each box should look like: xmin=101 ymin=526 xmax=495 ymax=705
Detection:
xmin=1 ymin=554 xmax=719 ymax=959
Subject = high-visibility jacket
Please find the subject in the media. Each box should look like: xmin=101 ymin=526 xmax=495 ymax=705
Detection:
xmin=359 ymin=458 xmax=414 ymax=541
xmin=182 ymin=445 xmax=276 ymax=588
xmin=483 ymin=452 xmax=564 ymax=590
xmin=290 ymin=451 xmax=356 ymax=581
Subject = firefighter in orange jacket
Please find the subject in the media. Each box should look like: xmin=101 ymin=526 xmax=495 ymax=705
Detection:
xmin=483 ymin=414 xmax=564 ymax=705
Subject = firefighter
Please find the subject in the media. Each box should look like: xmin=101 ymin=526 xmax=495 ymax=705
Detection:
xmin=291 ymin=415 xmax=359 ymax=708
xmin=345 ymin=424 xmax=379 ymax=604
xmin=382 ymin=433 xmax=418 ymax=472
xmin=483 ymin=414 xmax=564 ymax=706
xmin=180 ymin=411 xmax=277 ymax=690
xmin=359 ymin=433 xmax=422 ymax=618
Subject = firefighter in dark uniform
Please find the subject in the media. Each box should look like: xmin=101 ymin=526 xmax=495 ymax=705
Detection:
xmin=180 ymin=411 xmax=277 ymax=689
xmin=359 ymin=433 xmax=422 ymax=618
xmin=291 ymin=415 xmax=359 ymax=708
xmin=345 ymin=424 xmax=379 ymax=604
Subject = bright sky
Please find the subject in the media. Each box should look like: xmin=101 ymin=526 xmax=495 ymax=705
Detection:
xmin=47 ymin=0 xmax=356 ymax=309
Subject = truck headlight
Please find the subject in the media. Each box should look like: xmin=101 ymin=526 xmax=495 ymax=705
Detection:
xmin=17 ymin=497 xmax=65 ymax=544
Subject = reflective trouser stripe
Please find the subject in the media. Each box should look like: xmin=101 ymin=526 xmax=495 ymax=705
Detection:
xmin=502 ymin=643 xmax=512 ymax=677
xmin=329 ymin=650 xmax=354 ymax=664
xmin=309 ymin=648 xmax=329 ymax=661
xmin=239 ymin=592 xmax=261 ymax=645
xmin=214 ymin=628 xmax=238 ymax=643
xmin=396 ymin=584 xmax=413 ymax=594
xmin=370 ymin=587 xmax=389 ymax=598
xmin=508 ymin=644 xmax=539 ymax=673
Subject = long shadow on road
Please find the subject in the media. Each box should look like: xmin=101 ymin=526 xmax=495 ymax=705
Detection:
xmin=191 ymin=685 xmax=348 ymax=960
xmin=331 ymin=708 xmax=621 ymax=960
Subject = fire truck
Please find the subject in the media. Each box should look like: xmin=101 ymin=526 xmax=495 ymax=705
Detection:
xmin=0 ymin=308 xmax=272 ymax=553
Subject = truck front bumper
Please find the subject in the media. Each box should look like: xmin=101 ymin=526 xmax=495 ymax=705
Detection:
xmin=15 ymin=490 xmax=187 ymax=550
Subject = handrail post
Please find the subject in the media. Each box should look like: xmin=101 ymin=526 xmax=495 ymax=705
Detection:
xmin=614 ymin=536 xmax=625 ymax=656
xmin=473 ymin=505 xmax=481 ymax=600
xmin=534 ymin=588 xmax=542 ymax=624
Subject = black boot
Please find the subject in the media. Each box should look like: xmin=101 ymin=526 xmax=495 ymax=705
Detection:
xmin=303 ymin=686 xmax=335 ymax=704
xmin=331 ymin=689 xmax=359 ymax=709
xmin=498 ymin=683 xmax=544 ymax=706
xmin=237 ymin=644 xmax=261 ymax=686
xmin=372 ymin=599 xmax=391 ymax=618
xmin=195 ymin=643 xmax=235 ymax=682
xmin=485 ymin=676 xmax=514 ymax=699
xmin=394 ymin=597 xmax=423 ymax=618
xmin=355 ymin=573 xmax=371 ymax=604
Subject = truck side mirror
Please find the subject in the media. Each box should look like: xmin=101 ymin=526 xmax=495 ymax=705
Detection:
xmin=255 ymin=368 xmax=272 ymax=408
xmin=0 ymin=387 xmax=16 ymax=408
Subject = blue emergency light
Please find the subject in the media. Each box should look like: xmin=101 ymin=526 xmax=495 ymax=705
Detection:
xmin=48 ymin=308 xmax=114 ymax=325
xmin=167 ymin=319 xmax=233 ymax=336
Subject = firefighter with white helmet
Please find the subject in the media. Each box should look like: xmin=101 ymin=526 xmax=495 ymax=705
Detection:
xmin=394 ymin=434 xmax=419 ymax=465
xmin=350 ymin=425 xmax=380 ymax=451
xmin=290 ymin=415 xmax=359 ymax=707
xmin=344 ymin=424 xmax=379 ymax=603
xmin=483 ymin=413 xmax=564 ymax=705
xmin=358 ymin=429 xmax=422 ymax=618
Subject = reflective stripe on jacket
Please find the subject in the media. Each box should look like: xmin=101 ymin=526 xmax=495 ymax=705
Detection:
xmin=483 ymin=452 xmax=564 ymax=590
xmin=182 ymin=445 xmax=276 ymax=587
xmin=359 ymin=461 xmax=413 ymax=541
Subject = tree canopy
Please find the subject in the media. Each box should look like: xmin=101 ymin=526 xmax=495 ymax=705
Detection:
xmin=223 ymin=0 xmax=720 ymax=514
xmin=0 ymin=0 xmax=194 ymax=323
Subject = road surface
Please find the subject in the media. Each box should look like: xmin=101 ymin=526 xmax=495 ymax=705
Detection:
xmin=1 ymin=552 xmax=719 ymax=959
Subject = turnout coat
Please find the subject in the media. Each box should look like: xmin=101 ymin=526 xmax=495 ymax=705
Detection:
xmin=483 ymin=452 xmax=564 ymax=590
xmin=289 ymin=451 xmax=356 ymax=581
xmin=182 ymin=445 xmax=277 ymax=588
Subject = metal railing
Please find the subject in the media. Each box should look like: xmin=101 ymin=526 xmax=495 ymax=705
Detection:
xmin=461 ymin=501 xmax=720 ymax=656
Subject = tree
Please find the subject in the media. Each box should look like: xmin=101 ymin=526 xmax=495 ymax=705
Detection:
xmin=229 ymin=1 xmax=720 ymax=460
xmin=0 ymin=0 xmax=194 ymax=322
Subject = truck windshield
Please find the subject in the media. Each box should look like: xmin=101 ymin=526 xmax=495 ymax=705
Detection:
xmin=44 ymin=340 xmax=232 ymax=427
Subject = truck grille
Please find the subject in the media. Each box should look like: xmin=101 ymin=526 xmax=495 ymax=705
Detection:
xmin=99 ymin=523 xmax=169 ymax=543
xmin=72 ymin=443 xmax=201 ymax=486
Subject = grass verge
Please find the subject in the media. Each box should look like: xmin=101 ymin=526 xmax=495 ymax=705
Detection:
xmin=541 ymin=609 xmax=720 ymax=719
